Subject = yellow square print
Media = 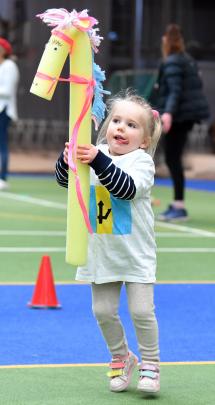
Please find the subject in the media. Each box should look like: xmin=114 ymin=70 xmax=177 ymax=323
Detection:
xmin=90 ymin=185 xmax=132 ymax=235
xmin=95 ymin=186 xmax=113 ymax=234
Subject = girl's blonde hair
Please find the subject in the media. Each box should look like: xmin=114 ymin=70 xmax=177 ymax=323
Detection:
xmin=96 ymin=89 xmax=162 ymax=158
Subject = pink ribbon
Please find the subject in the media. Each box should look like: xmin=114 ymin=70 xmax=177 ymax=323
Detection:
xmin=35 ymin=71 xmax=73 ymax=94
xmin=67 ymin=74 xmax=95 ymax=235
xmin=36 ymin=28 xmax=95 ymax=234
xmin=36 ymin=70 xmax=94 ymax=234
xmin=52 ymin=29 xmax=74 ymax=53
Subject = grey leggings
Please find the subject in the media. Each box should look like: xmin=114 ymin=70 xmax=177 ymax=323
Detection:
xmin=92 ymin=282 xmax=159 ymax=362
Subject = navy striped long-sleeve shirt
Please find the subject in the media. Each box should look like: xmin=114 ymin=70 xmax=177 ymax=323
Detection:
xmin=55 ymin=149 xmax=136 ymax=200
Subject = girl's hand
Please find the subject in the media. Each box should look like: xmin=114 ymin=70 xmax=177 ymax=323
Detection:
xmin=161 ymin=113 xmax=172 ymax=133
xmin=77 ymin=144 xmax=98 ymax=164
xmin=63 ymin=142 xmax=69 ymax=164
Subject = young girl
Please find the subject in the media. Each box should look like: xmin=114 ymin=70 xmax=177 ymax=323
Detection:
xmin=55 ymin=91 xmax=162 ymax=394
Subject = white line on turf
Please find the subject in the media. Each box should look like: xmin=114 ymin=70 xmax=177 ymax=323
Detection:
xmin=156 ymin=221 xmax=215 ymax=237
xmin=0 ymin=230 xmax=66 ymax=236
xmin=0 ymin=192 xmax=66 ymax=210
xmin=0 ymin=247 xmax=65 ymax=252
xmin=0 ymin=247 xmax=214 ymax=253
xmin=0 ymin=230 xmax=214 ymax=238
xmin=158 ymin=248 xmax=215 ymax=253
xmin=155 ymin=232 xmax=215 ymax=238
xmin=0 ymin=230 xmax=213 ymax=238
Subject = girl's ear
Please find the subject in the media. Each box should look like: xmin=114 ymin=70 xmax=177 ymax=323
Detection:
xmin=140 ymin=137 xmax=150 ymax=150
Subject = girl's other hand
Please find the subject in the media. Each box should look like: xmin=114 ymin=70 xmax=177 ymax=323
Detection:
xmin=161 ymin=113 xmax=172 ymax=133
xmin=77 ymin=144 xmax=98 ymax=164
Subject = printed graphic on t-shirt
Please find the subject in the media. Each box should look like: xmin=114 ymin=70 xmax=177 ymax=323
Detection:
xmin=90 ymin=185 xmax=132 ymax=234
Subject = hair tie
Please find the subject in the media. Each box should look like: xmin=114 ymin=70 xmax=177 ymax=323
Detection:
xmin=152 ymin=109 xmax=159 ymax=119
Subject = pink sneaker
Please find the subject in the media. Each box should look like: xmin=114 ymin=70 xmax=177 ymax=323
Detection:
xmin=137 ymin=362 xmax=160 ymax=394
xmin=107 ymin=351 xmax=138 ymax=392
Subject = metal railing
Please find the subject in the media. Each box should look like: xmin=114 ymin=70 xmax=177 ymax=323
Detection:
xmin=108 ymin=69 xmax=157 ymax=100
xmin=9 ymin=119 xmax=68 ymax=151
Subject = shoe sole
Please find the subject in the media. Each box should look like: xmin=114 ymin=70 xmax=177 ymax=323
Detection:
xmin=157 ymin=216 xmax=189 ymax=222
xmin=138 ymin=388 xmax=160 ymax=395
xmin=166 ymin=217 xmax=189 ymax=222
xmin=110 ymin=355 xmax=138 ymax=392
xmin=137 ymin=383 xmax=160 ymax=394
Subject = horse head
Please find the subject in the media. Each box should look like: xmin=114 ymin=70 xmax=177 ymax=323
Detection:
xmin=30 ymin=8 xmax=101 ymax=101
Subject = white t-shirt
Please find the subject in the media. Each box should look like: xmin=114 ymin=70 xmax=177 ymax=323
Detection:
xmin=76 ymin=144 xmax=157 ymax=284
xmin=0 ymin=59 xmax=19 ymax=120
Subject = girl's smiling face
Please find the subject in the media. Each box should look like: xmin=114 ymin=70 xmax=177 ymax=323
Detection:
xmin=106 ymin=100 xmax=149 ymax=156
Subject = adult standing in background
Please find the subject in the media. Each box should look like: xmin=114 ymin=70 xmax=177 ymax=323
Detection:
xmin=0 ymin=37 xmax=19 ymax=190
xmin=155 ymin=24 xmax=209 ymax=221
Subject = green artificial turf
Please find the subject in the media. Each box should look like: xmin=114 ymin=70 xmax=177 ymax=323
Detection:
xmin=157 ymin=253 xmax=215 ymax=282
xmin=0 ymin=364 xmax=214 ymax=405
xmin=153 ymin=186 xmax=215 ymax=232
xmin=0 ymin=253 xmax=76 ymax=283
xmin=0 ymin=178 xmax=214 ymax=283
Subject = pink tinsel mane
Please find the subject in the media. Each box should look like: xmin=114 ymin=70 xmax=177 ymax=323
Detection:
xmin=37 ymin=8 xmax=103 ymax=53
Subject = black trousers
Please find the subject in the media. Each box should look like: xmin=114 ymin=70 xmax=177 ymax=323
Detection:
xmin=0 ymin=109 xmax=11 ymax=181
xmin=163 ymin=121 xmax=194 ymax=201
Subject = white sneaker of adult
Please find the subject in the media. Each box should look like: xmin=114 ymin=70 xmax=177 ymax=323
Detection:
xmin=0 ymin=179 xmax=9 ymax=190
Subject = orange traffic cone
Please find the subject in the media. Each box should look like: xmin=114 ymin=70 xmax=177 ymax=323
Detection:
xmin=28 ymin=255 xmax=61 ymax=309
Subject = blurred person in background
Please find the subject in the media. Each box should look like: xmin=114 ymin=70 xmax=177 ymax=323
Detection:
xmin=0 ymin=37 xmax=19 ymax=190
xmin=155 ymin=24 xmax=210 ymax=221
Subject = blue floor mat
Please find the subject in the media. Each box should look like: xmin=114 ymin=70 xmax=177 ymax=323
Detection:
xmin=155 ymin=178 xmax=215 ymax=192
xmin=1 ymin=284 xmax=215 ymax=365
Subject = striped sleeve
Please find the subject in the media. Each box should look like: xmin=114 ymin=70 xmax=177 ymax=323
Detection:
xmin=55 ymin=152 xmax=68 ymax=188
xmin=90 ymin=150 xmax=136 ymax=200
